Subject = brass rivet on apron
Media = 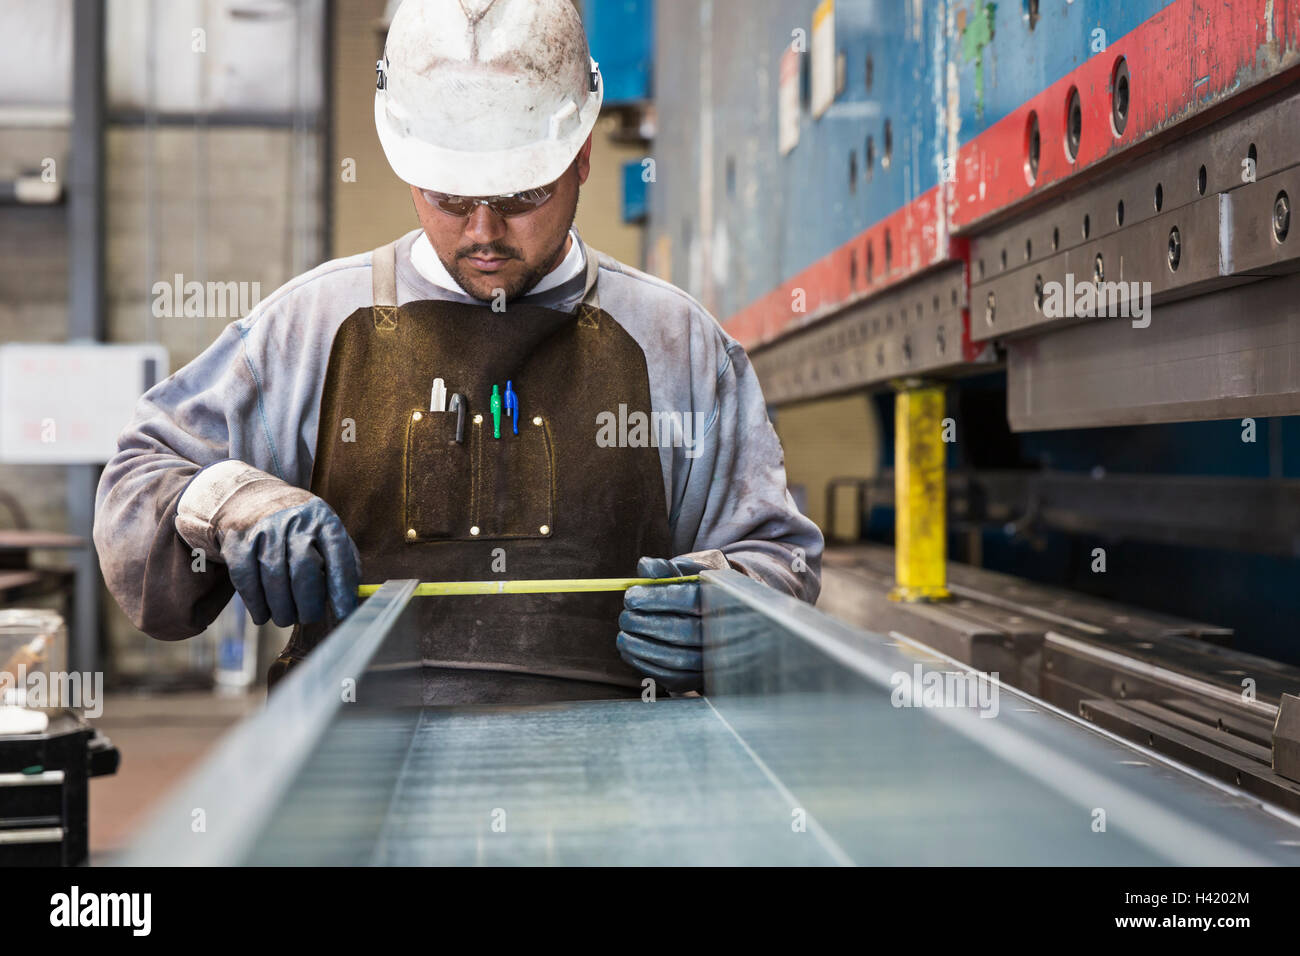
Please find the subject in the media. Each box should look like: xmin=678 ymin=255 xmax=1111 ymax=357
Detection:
xmin=473 ymin=414 xmax=483 ymax=424
xmin=539 ymin=524 xmax=550 ymax=535
xmin=406 ymin=528 xmax=417 ymax=540
xmin=532 ymin=416 xmax=542 ymax=426
xmin=470 ymin=525 xmax=480 ymax=536
xmin=412 ymin=411 xmax=422 ymax=422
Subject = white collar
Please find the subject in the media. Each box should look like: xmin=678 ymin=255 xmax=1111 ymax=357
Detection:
xmin=409 ymin=230 xmax=585 ymax=298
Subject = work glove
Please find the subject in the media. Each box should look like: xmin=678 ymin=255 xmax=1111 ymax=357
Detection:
xmin=175 ymin=460 xmax=361 ymax=627
xmin=616 ymin=550 xmax=731 ymax=694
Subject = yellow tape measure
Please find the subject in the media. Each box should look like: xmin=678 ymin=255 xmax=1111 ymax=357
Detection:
xmin=356 ymin=575 xmax=700 ymax=597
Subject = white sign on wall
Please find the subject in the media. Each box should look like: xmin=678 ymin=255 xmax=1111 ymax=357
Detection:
xmin=0 ymin=343 xmax=169 ymax=464
xmin=778 ymin=47 xmax=801 ymax=156
xmin=810 ymin=0 xmax=836 ymax=119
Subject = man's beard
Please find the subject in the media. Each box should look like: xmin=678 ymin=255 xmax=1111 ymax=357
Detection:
xmin=443 ymin=206 xmax=578 ymax=303
xmin=446 ymin=243 xmax=551 ymax=302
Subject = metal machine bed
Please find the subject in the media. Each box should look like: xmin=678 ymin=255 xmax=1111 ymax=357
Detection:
xmin=123 ymin=570 xmax=1300 ymax=866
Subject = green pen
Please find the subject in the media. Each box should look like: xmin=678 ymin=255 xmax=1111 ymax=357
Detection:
xmin=490 ymin=384 xmax=502 ymax=439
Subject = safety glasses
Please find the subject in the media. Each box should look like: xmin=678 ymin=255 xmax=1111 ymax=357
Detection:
xmin=419 ymin=177 xmax=561 ymax=219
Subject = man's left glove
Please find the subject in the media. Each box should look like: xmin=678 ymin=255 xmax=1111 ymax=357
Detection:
xmin=175 ymin=460 xmax=361 ymax=627
xmin=616 ymin=550 xmax=731 ymax=694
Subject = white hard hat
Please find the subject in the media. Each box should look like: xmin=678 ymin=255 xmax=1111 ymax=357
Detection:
xmin=375 ymin=0 xmax=603 ymax=197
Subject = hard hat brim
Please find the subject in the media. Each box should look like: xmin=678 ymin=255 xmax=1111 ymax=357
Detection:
xmin=375 ymin=85 xmax=603 ymax=197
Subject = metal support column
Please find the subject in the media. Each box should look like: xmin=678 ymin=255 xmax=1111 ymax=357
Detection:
xmin=889 ymin=381 xmax=949 ymax=602
xmin=67 ymin=0 xmax=107 ymax=673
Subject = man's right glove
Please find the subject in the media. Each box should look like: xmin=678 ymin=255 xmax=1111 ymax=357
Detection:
xmin=616 ymin=550 xmax=731 ymax=694
xmin=176 ymin=460 xmax=361 ymax=627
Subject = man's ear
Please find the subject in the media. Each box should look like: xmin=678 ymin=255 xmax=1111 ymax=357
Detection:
xmin=575 ymin=134 xmax=594 ymax=186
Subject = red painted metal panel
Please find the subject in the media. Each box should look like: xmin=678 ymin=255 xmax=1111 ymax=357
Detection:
xmin=725 ymin=184 xmax=952 ymax=349
xmin=951 ymin=0 xmax=1300 ymax=230
xmin=723 ymin=0 xmax=1299 ymax=352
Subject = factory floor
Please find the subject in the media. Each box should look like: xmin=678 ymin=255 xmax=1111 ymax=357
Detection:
xmin=86 ymin=689 xmax=264 ymax=862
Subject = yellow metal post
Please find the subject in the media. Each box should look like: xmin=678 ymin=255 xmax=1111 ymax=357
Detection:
xmin=890 ymin=380 xmax=949 ymax=602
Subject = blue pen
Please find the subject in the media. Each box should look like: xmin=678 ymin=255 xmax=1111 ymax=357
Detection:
xmin=504 ymin=380 xmax=519 ymax=435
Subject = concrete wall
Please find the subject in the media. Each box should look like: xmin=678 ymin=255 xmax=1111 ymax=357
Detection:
xmin=102 ymin=124 xmax=322 ymax=679
xmin=331 ymin=0 xmax=410 ymax=257
xmin=773 ymin=394 xmax=880 ymax=539
xmin=106 ymin=126 xmax=323 ymax=367
xmin=575 ymin=113 xmax=646 ymax=267
xmin=0 ymin=127 xmax=71 ymax=536
xmin=0 ymin=2 xmax=326 ymax=683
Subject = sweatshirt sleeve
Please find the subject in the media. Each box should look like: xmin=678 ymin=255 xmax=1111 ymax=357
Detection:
xmin=93 ymin=320 xmax=274 ymax=640
xmin=674 ymin=337 xmax=824 ymax=604
xmin=93 ymin=251 xmax=369 ymax=640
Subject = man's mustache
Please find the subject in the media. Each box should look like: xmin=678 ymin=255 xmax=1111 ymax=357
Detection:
xmin=457 ymin=243 xmax=522 ymax=260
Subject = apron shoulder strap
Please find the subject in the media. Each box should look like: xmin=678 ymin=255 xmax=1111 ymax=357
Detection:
xmin=577 ymin=237 xmax=601 ymax=328
xmin=371 ymin=240 xmax=399 ymax=308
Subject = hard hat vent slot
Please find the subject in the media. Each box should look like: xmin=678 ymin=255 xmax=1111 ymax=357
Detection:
xmin=548 ymin=100 xmax=578 ymax=140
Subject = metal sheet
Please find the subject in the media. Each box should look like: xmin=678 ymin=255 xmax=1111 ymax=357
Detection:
xmin=701 ymin=570 xmax=1300 ymax=865
xmin=748 ymin=263 xmax=989 ymax=402
xmin=976 ymin=189 xmax=1227 ymax=339
xmin=823 ymin=544 xmax=1233 ymax=642
xmin=820 ymin=546 xmax=1300 ymax=807
xmin=1228 ymin=164 xmax=1300 ymax=276
xmin=861 ymin=469 xmax=1300 ymax=557
xmin=970 ymin=89 xmax=1300 ymax=278
xmin=119 ymin=580 xmax=421 ymax=866
xmin=970 ymin=90 xmax=1300 ymax=341
xmin=248 ymin=700 xmax=837 ymax=866
xmin=817 ymin=561 xmax=1042 ymax=692
xmin=1080 ymin=698 xmax=1300 ymax=810
xmin=1006 ymin=272 xmax=1300 ymax=429
xmin=125 ymin=570 xmax=1300 ymax=865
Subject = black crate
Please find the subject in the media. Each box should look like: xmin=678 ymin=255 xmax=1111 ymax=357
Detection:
xmin=0 ymin=712 xmax=119 ymax=867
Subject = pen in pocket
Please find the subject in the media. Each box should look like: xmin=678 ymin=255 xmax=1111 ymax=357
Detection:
xmin=447 ymin=392 xmax=466 ymax=443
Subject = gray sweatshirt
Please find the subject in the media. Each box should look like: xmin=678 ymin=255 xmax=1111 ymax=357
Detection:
xmin=93 ymin=229 xmax=823 ymax=640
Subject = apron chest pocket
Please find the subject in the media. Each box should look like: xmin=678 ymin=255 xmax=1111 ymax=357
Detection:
xmin=473 ymin=413 xmax=555 ymax=539
xmin=404 ymin=409 xmax=473 ymax=540
xmin=403 ymin=409 xmax=555 ymax=542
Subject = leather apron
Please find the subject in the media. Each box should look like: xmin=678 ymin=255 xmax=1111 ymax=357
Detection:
xmin=267 ymin=240 xmax=673 ymax=705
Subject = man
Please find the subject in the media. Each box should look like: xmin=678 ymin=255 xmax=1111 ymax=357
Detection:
xmin=93 ymin=0 xmax=822 ymax=705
